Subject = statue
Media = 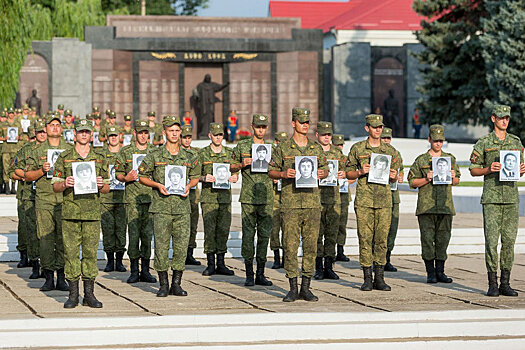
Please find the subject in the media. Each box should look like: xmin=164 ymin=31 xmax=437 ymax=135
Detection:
xmin=383 ymin=89 xmax=399 ymax=136
xmin=191 ymin=74 xmax=229 ymax=138
xmin=26 ymin=89 xmax=42 ymax=116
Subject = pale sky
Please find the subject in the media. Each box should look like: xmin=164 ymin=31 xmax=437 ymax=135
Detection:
xmin=198 ymin=0 xmax=347 ymax=17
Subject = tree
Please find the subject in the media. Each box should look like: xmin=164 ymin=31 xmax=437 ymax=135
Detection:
xmin=100 ymin=0 xmax=209 ymax=15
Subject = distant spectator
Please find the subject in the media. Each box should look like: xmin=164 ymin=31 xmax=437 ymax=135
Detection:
xmin=412 ymin=108 xmax=422 ymax=139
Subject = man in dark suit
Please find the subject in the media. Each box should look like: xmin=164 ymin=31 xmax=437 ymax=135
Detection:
xmin=433 ymin=157 xmax=451 ymax=183
xmin=252 ymin=145 xmax=269 ymax=171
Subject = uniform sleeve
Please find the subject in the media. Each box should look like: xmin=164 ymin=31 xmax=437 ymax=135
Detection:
xmin=98 ymin=126 xmax=106 ymax=140
xmin=226 ymin=147 xmax=239 ymax=175
xmin=232 ymin=143 xmax=242 ymax=165
xmin=25 ymin=151 xmax=38 ymax=171
xmin=317 ymin=146 xmax=328 ymax=171
xmin=407 ymin=156 xmax=423 ymax=186
xmin=138 ymin=153 xmax=154 ymax=179
xmin=397 ymin=150 xmax=404 ymax=173
xmin=51 ymin=152 xmax=66 ymax=184
xmin=99 ymin=157 xmax=110 ymax=182
xmin=188 ymin=154 xmax=201 ymax=180
xmin=269 ymin=143 xmax=283 ymax=172
xmin=114 ymin=148 xmax=126 ymax=177
xmin=469 ymin=139 xmax=485 ymax=170
xmin=346 ymin=144 xmax=359 ymax=172
xmin=451 ymin=155 xmax=461 ymax=179
xmin=7 ymin=148 xmax=23 ymax=178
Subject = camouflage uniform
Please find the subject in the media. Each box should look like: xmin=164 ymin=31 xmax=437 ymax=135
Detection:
xmin=180 ymin=136 xmax=200 ymax=251
xmin=1 ymin=118 xmax=22 ymax=183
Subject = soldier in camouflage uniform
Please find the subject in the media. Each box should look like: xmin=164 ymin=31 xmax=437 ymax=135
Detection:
xmin=92 ymin=106 xmax=100 ymax=120
xmin=231 ymin=114 xmax=273 ymax=287
xmin=98 ymin=111 xmax=118 ymax=143
xmin=198 ymin=123 xmax=238 ymax=277
xmin=121 ymin=114 xmax=134 ymax=145
xmin=270 ymin=131 xmax=288 ymax=269
xmin=346 ymin=114 xmax=400 ymax=291
xmin=115 ymin=120 xmax=157 ymax=284
xmin=139 ymin=116 xmax=200 ymax=297
xmin=269 ymin=108 xmax=328 ymax=302
xmin=1 ymin=107 xmax=22 ymax=194
xmin=469 ymin=105 xmax=524 ymax=297
xmin=52 ymin=119 xmax=110 ymax=308
xmin=147 ymin=111 xmax=164 ymax=146
xmin=408 ymin=125 xmax=460 ymax=283
xmin=92 ymin=113 xmax=103 ymax=149
xmin=0 ymin=111 xmax=6 ymax=194
xmin=62 ymin=110 xmax=75 ymax=144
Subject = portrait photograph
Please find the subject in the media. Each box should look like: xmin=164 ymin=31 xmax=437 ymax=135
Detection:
xmin=92 ymin=132 xmax=103 ymax=147
xmin=46 ymin=149 xmax=65 ymax=179
xmin=165 ymin=165 xmax=187 ymax=195
xmin=149 ymin=131 xmax=155 ymax=144
xmin=20 ymin=119 xmax=31 ymax=133
xmin=63 ymin=129 xmax=74 ymax=143
xmin=368 ymin=153 xmax=391 ymax=185
xmin=250 ymin=144 xmax=271 ymax=173
xmin=500 ymin=150 xmax=520 ymax=182
xmin=123 ymin=134 xmax=133 ymax=146
xmin=432 ymin=156 xmax=452 ymax=185
xmin=109 ymin=165 xmax=125 ymax=190
xmin=339 ymin=179 xmax=349 ymax=193
xmin=320 ymin=159 xmax=338 ymax=187
xmin=390 ymin=181 xmax=398 ymax=191
xmin=212 ymin=163 xmax=231 ymax=190
xmin=295 ymin=156 xmax=318 ymax=188
xmin=132 ymin=154 xmax=145 ymax=182
xmin=72 ymin=161 xmax=98 ymax=195
xmin=6 ymin=127 xmax=18 ymax=143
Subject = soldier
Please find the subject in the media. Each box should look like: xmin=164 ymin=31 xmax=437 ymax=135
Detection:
xmin=346 ymin=114 xmax=400 ymax=291
xmin=198 ymin=123 xmax=238 ymax=277
xmin=52 ymin=119 xmax=110 ymax=308
xmin=121 ymin=114 xmax=134 ymax=145
xmin=380 ymin=127 xmax=404 ymax=271
xmin=270 ymin=131 xmax=288 ymax=269
xmin=92 ymin=107 xmax=100 ymax=120
xmin=0 ymin=111 xmax=6 ymax=193
xmin=1 ymin=107 xmax=22 ymax=194
xmin=408 ymin=125 xmax=460 ymax=283
xmin=92 ymin=113 xmax=103 ymax=148
xmin=138 ymin=115 xmax=200 ymax=297
xmin=180 ymin=125 xmax=201 ymax=266
xmin=469 ymin=105 xmax=524 ymax=297
xmin=231 ymin=114 xmax=273 ymax=287
xmin=147 ymin=111 xmax=164 ymax=146
xmin=19 ymin=104 xmax=34 ymax=142
xmin=56 ymin=104 xmax=65 ymax=120
xmin=24 ymin=115 xmax=72 ymax=292
xmin=269 ymin=107 xmax=328 ymax=302
xmin=115 ymin=120 xmax=157 ymax=284
xmin=99 ymin=111 xmax=118 ymax=143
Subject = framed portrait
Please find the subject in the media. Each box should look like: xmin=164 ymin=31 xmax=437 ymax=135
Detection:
xmin=250 ymin=144 xmax=271 ymax=173
xmin=123 ymin=134 xmax=133 ymax=146
xmin=500 ymin=150 xmax=520 ymax=182
xmin=46 ymin=149 xmax=65 ymax=179
xmin=165 ymin=165 xmax=187 ymax=195
xmin=6 ymin=127 xmax=18 ymax=143
xmin=320 ymin=159 xmax=338 ymax=187
xmin=339 ymin=179 xmax=349 ymax=193
xmin=109 ymin=165 xmax=125 ymax=190
xmin=20 ymin=119 xmax=31 ymax=133
xmin=63 ymin=129 xmax=75 ymax=143
xmin=132 ymin=154 xmax=146 ymax=182
xmin=295 ymin=156 xmax=318 ymax=188
xmin=368 ymin=153 xmax=391 ymax=185
xmin=72 ymin=161 xmax=97 ymax=195
xmin=212 ymin=163 xmax=231 ymax=190
xmin=92 ymin=132 xmax=103 ymax=147
xmin=432 ymin=156 xmax=452 ymax=185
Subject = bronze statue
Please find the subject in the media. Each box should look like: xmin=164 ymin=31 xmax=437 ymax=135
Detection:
xmin=383 ymin=89 xmax=399 ymax=136
xmin=191 ymin=74 xmax=229 ymax=138
xmin=26 ymin=89 xmax=42 ymax=116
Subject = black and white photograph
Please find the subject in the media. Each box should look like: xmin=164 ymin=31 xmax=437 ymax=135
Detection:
xmin=320 ymin=159 xmax=338 ymax=186
xmin=63 ymin=129 xmax=74 ymax=143
xmin=165 ymin=165 xmax=187 ymax=195
xmin=123 ymin=134 xmax=133 ymax=146
xmin=149 ymin=131 xmax=155 ymax=144
xmin=46 ymin=149 xmax=65 ymax=179
xmin=212 ymin=163 xmax=231 ymax=189
xmin=72 ymin=161 xmax=98 ymax=195
xmin=6 ymin=127 xmax=18 ymax=143
xmin=250 ymin=144 xmax=271 ymax=172
xmin=109 ymin=165 xmax=125 ymax=190
xmin=500 ymin=150 xmax=520 ymax=182
xmin=132 ymin=154 xmax=145 ymax=182
xmin=390 ymin=181 xmax=398 ymax=190
xmin=339 ymin=178 xmax=349 ymax=193
xmin=295 ymin=156 xmax=318 ymax=188
xmin=20 ymin=119 xmax=31 ymax=133
xmin=432 ymin=156 xmax=452 ymax=185
xmin=368 ymin=153 xmax=391 ymax=185
xmin=92 ymin=132 xmax=103 ymax=147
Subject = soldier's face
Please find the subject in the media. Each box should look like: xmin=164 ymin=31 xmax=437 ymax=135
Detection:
xmin=108 ymin=134 xmax=120 ymax=146
xmin=256 ymin=149 xmax=267 ymax=161
xmin=76 ymin=130 xmax=92 ymax=145
xmin=136 ymin=130 xmax=149 ymax=145
xmin=23 ymin=109 xmax=28 ymax=115
xmin=300 ymin=161 xmax=313 ymax=178
xmin=429 ymin=139 xmax=443 ymax=152
xmin=504 ymin=155 xmax=516 ymax=171
xmin=164 ymin=124 xmax=181 ymax=144
xmin=252 ymin=125 xmax=267 ymax=139
xmin=317 ymin=133 xmax=332 ymax=146
xmin=437 ymin=160 xmax=448 ymax=175
xmin=94 ymin=118 xmax=101 ymax=126
xmin=492 ymin=115 xmax=509 ymax=131
xmin=65 ymin=115 xmax=73 ymax=123
xmin=381 ymin=137 xmax=391 ymax=144
xmin=125 ymin=120 xmax=131 ymax=126
xmin=46 ymin=120 xmax=62 ymax=137
xmin=292 ymin=120 xmax=309 ymax=135
xmin=181 ymin=135 xmax=192 ymax=148
xmin=216 ymin=167 xmax=228 ymax=181
xmin=365 ymin=125 xmax=383 ymax=139
xmin=7 ymin=113 xmax=14 ymax=119
xmin=36 ymin=130 xmax=47 ymax=143
xmin=210 ymin=133 xmax=224 ymax=146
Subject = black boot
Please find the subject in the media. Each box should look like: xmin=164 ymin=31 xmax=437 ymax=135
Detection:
xmin=299 ymin=276 xmax=318 ymax=301
xmin=169 ymin=270 xmax=187 ymax=296
xmin=156 ymin=271 xmax=169 ymax=297
xmin=115 ymin=252 xmax=126 ymax=272
xmin=10 ymin=182 xmax=16 ymax=195
xmin=323 ymin=256 xmax=339 ymax=280
xmin=424 ymin=259 xmax=437 ymax=283
xmin=360 ymin=266 xmax=373 ymax=291
xmin=40 ymin=269 xmax=55 ymax=291
xmin=140 ymin=258 xmax=157 ymax=283
xmin=384 ymin=251 xmax=397 ymax=272
xmin=313 ymin=257 xmax=324 ymax=280
xmin=64 ymin=280 xmax=79 ymax=309
xmin=55 ymin=268 xmax=69 ymax=291
xmin=282 ymin=277 xmax=298 ymax=302
xmin=202 ymin=253 xmax=216 ymax=276
xmin=0 ymin=183 xmax=4 ymax=194
xmin=271 ymin=249 xmax=281 ymax=269
xmin=216 ymin=253 xmax=234 ymax=275
xmin=244 ymin=261 xmax=254 ymax=286
xmin=487 ymin=271 xmax=499 ymax=297
xmin=335 ymin=245 xmax=350 ymax=262
xmin=127 ymin=259 xmax=140 ymax=283
xmin=499 ymin=269 xmax=518 ymax=297
xmin=103 ymin=253 xmax=114 ymax=272
xmin=185 ymin=247 xmax=201 ymax=265
xmin=29 ymin=259 xmax=41 ymax=279
xmin=5 ymin=182 xmax=10 ymax=195
xmin=82 ymin=280 xmax=102 ymax=308
xmin=255 ymin=262 xmax=272 ymax=286
xmin=17 ymin=250 xmax=29 ymax=268
xmin=435 ymin=260 xmax=452 ymax=283
xmin=373 ymin=265 xmax=391 ymax=291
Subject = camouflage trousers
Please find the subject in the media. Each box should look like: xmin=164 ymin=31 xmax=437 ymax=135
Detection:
xmin=201 ymin=203 xmax=231 ymax=254
xmin=417 ymin=214 xmax=452 ymax=261
xmin=23 ymin=200 xmax=39 ymax=260
xmin=387 ymin=202 xmax=400 ymax=252
xmin=270 ymin=195 xmax=282 ymax=250
xmin=62 ymin=219 xmax=100 ymax=281
xmin=2 ymin=152 xmax=15 ymax=183
xmin=188 ymin=189 xmax=200 ymax=249
xmin=336 ymin=194 xmax=349 ymax=246
xmin=153 ymin=213 xmax=190 ymax=272
xmin=355 ymin=206 xmax=391 ymax=267
xmin=318 ymin=203 xmax=340 ymax=258
xmin=281 ymin=208 xmax=321 ymax=279
xmin=36 ymin=206 xmax=64 ymax=271
xmin=17 ymin=199 xmax=27 ymax=252
xmin=126 ymin=201 xmax=153 ymax=260
xmin=101 ymin=203 xmax=127 ymax=253
xmin=483 ymin=203 xmax=518 ymax=272
xmin=241 ymin=203 xmax=272 ymax=264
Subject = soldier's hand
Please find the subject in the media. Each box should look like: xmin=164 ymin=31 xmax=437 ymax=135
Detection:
xmin=96 ymin=176 xmax=104 ymax=189
xmin=283 ymin=168 xmax=296 ymax=179
xmin=65 ymin=176 xmax=75 ymax=188
xmin=360 ymin=164 xmax=370 ymax=175
xmin=229 ymin=173 xmax=239 ymax=183
xmin=337 ymin=170 xmax=345 ymax=179
xmin=205 ymin=174 xmax=215 ymax=183
xmin=490 ymin=162 xmax=501 ymax=173
xmin=42 ymin=162 xmax=51 ymax=173
xmin=181 ymin=185 xmax=190 ymax=197
xmin=272 ymin=179 xmax=278 ymax=184
xmin=451 ymin=170 xmax=456 ymax=179
xmin=242 ymin=158 xmax=253 ymax=167
xmin=157 ymin=184 xmax=169 ymax=196
xmin=426 ymin=171 xmax=433 ymax=182
xmin=126 ymin=170 xmax=138 ymax=182
xmin=398 ymin=172 xmax=404 ymax=183
xmin=389 ymin=169 xmax=397 ymax=180
xmin=520 ymin=163 xmax=525 ymax=175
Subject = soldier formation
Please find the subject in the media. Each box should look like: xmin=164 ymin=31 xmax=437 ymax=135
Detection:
xmin=2 ymin=102 xmax=522 ymax=308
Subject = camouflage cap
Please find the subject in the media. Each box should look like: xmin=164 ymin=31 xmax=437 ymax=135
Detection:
xmin=31 ymin=107 xmax=36 ymax=111
xmin=93 ymin=113 xmax=101 ymax=119
xmin=209 ymin=123 xmax=224 ymax=135
xmin=105 ymin=109 xmax=112 ymax=115
xmin=86 ymin=113 xmax=93 ymax=120
xmin=7 ymin=107 xmax=14 ymax=114
xmin=181 ymin=125 xmax=193 ymax=137
xmin=0 ymin=111 xmax=5 ymax=117
xmin=107 ymin=126 xmax=119 ymax=136
xmin=162 ymin=115 xmax=181 ymax=127
xmin=28 ymin=126 xmax=35 ymax=139
xmin=34 ymin=120 xmax=46 ymax=132
xmin=92 ymin=106 xmax=99 ymax=113
xmin=317 ymin=121 xmax=333 ymax=135
xmin=332 ymin=134 xmax=344 ymax=146
xmin=493 ymin=104 xmax=511 ymax=118
xmin=16 ymin=108 xmax=22 ymax=113
xmin=64 ymin=109 xmax=72 ymax=116
xmin=134 ymin=119 xmax=149 ymax=132
xmin=365 ymin=114 xmax=384 ymax=127
xmin=292 ymin=107 xmax=310 ymax=123
xmin=109 ymin=111 xmax=116 ymax=118
xmin=45 ymin=114 xmax=61 ymax=124
xmin=57 ymin=104 xmax=64 ymax=110
xmin=275 ymin=131 xmax=288 ymax=142
xmin=75 ymin=119 xmax=93 ymax=132
xmin=381 ymin=127 xmax=393 ymax=138
xmin=429 ymin=124 xmax=445 ymax=141
xmin=124 ymin=114 xmax=132 ymax=121
xmin=252 ymin=113 xmax=269 ymax=126
xmin=22 ymin=104 xmax=29 ymax=109
xmin=148 ymin=111 xmax=156 ymax=117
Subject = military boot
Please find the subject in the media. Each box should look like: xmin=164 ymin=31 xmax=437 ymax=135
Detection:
xmin=335 ymin=245 xmax=350 ymax=262
xmin=0 ymin=183 xmax=4 ymax=194
xmin=17 ymin=250 xmax=29 ymax=268
xmin=169 ymin=270 xmax=187 ymax=296
xmin=103 ymin=253 xmax=115 ymax=272
xmin=299 ymin=276 xmax=318 ymax=301
xmin=10 ymin=182 xmax=16 ymax=195
xmin=4 ymin=182 xmax=10 ymax=195
xmin=40 ymin=269 xmax=55 ymax=291
xmin=244 ymin=261 xmax=254 ymax=286
xmin=313 ymin=257 xmax=324 ymax=280
xmin=271 ymin=249 xmax=281 ymax=269
xmin=215 ymin=253 xmax=234 ymax=275
xmin=424 ymin=259 xmax=437 ymax=283
xmin=63 ymin=280 xmax=79 ymax=309
xmin=360 ymin=266 xmax=373 ymax=291
xmin=202 ymin=253 xmax=216 ymax=276
xmin=255 ymin=262 xmax=272 ymax=286
xmin=435 ymin=260 xmax=452 ymax=283
xmin=115 ymin=252 xmax=126 ymax=272
xmin=82 ymin=280 xmax=102 ymax=308
xmin=127 ymin=259 xmax=140 ymax=283
xmin=323 ymin=256 xmax=339 ymax=280
xmin=384 ymin=251 xmax=397 ymax=272
xmin=499 ymin=269 xmax=518 ymax=297
xmin=29 ymin=259 xmax=41 ymax=279
xmin=373 ymin=265 xmax=391 ymax=291
xmin=55 ymin=268 xmax=69 ymax=291
xmin=140 ymin=258 xmax=157 ymax=283
xmin=282 ymin=277 xmax=298 ymax=302
xmin=487 ymin=271 xmax=499 ymax=297
xmin=156 ymin=271 xmax=169 ymax=297
xmin=280 ymin=250 xmax=285 ymax=268
xmin=185 ymin=247 xmax=201 ymax=265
